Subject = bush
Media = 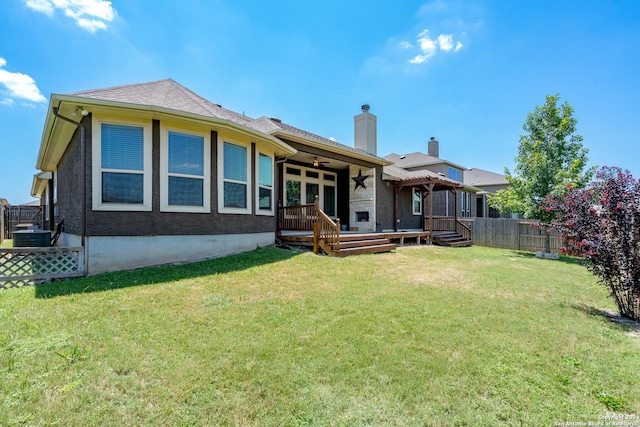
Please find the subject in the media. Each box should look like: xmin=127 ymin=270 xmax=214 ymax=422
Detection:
xmin=547 ymin=166 xmax=640 ymax=321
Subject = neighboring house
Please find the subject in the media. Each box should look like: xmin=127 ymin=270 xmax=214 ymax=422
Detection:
xmin=383 ymin=138 xmax=481 ymax=220
xmin=463 ymin=168 xmax=510 ymax=218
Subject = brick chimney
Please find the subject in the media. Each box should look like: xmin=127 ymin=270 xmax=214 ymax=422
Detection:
xmin=428 ymin=136 xmax=439 ymax=158
xmin=354 ymin=104 xmax=377 ymax=156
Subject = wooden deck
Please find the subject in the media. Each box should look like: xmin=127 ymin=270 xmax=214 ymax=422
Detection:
xmin=278 ymin=230 xmax=431 ymax=256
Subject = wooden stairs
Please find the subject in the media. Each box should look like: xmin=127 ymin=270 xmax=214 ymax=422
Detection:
xmin=319 ymin=233 xmax=396 ymax=257
xmin=431 ymin=231 xmax=472 ymax=247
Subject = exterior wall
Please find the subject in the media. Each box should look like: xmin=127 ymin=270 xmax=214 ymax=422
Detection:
xmin=56 ymin=125 xmax=83 ymax=235
xmin=349 ymin=165 xmax=376 ymax=232
xmin=59 ymin=231 xmax=273 ymax=275
xmin=80 ymin=115 xmax=277 ymax=237
xmin=396 ymin=187 xmax=422 ymax=230
xmin=376 ymin=173 xmax=396 ymax=231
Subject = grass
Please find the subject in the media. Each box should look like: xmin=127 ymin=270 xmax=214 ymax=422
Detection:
xmin=1 ymin=245 xmax=638 ymax=426
xmin=1 ymin=238 xmax=12 ymax=248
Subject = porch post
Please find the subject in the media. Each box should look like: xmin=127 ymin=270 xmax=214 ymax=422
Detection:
xmin=428 ymin=183 xmax=434 ymax=232
xmin=393 ymin=185 xmax=400 ymax=232
xmin=454 ymin=188 xmax=458 ymax=223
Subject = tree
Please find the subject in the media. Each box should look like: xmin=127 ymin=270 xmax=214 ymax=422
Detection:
xmin=546 ymin=167 xmax=640 ymax=321
xmin=489 ymin=94 xmax=595 ymax=251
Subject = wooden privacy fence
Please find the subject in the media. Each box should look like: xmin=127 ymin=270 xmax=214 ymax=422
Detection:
xmin=4 ymin=205 xmax=44 ymax=240
xmin=0 ymin=247 xmax=84 ymax=289
xmin=471 ymin=218 xmax=563 ymax=252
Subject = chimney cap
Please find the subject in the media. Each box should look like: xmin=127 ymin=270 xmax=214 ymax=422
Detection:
xmin=361 ymin=104 xmax=370 ymax=113
xmin=270 ymin=117 xmax=282 ymax=123
xmin=430 ymin=136 xmax=435 ymax=140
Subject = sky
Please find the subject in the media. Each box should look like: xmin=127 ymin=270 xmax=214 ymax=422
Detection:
xmin=0 ymin=0 xmax=639 ymax=205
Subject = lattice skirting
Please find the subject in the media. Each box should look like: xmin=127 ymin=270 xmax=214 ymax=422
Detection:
xmin=0 ymin=247 xmax=84 ymax=289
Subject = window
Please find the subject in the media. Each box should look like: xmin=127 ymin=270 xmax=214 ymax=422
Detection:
xmin=412 ymin=188 xmax=422 ymax=215
xmin=218 ymin=141 xmax=251 ymax=213
xmin=283 ymin=164 xmax=337 ymax=216
xmin=461 ymin=191 xmax=471 ymax=217
xmin=324 ymin=185 xmax=336 ymax=217
xmin=160 ymin=128 xmax=210 ymax=212
xmin=448 ymin=167 xmax=461 ymax=182
xmin=92 ymin=119 xmax=152 ymax=211
xmin=257 ymin=152 xmax=274 ymax=214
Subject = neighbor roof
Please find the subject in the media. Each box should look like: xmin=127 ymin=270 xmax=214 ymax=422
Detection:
xmin=383 ymin=152 xmax=466 ymax=171
xmin=463 ymin=168 xmax=508 ymax=187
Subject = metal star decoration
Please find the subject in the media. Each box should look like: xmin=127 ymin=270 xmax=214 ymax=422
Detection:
xmin=352 ymin=169 xmax=369 ymax=190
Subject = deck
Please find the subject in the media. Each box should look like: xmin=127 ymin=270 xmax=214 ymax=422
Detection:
xmin=278 ymin=230 xmax=430 ymax=248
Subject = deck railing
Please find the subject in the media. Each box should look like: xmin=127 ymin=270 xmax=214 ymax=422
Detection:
xmin=428 ymin=216 xmax=473 ymax=242
xmin=314 ymin=207 xmax=340 ymax=254
xmin=278 ymin=203 xmax=316 ymax=231
xmin=278 ymin=197 xmax=341 ymax=255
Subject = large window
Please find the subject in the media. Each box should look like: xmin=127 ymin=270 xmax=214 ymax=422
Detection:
xmin=412 ymin=188 xmax=422 ymax=215
xmin=92 ymin=119 xmax=152 ymax=211
xmin=160 ymin=128 xmax=210 ymax=212
xmin=257 ymin=152 xmax=274 ymax=214
xmin=284 ymin=165 xmax=337 ymax=217
xmin=219 ymin=141 xmax=251 ymax=213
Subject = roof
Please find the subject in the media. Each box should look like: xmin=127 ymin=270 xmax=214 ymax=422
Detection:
xmin=463 ymin=168 xmax=508 ymax=187
xmin=253 ymin=116 xmax=392 ymax=166
xmin=69 ymin=79 xmax=255 ymax=128
xmin=36 ymin=79 xmax=297 ymax=171
xmin=383 ymin=164 xmax=463 ymax=189
xmin=383 ymin=152 xmax=466 ymax=171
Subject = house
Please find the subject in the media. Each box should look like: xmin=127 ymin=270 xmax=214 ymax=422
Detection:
xmin=31 ymin=79 xmax=475 ymax=274
xmin=463 ymin=168 xmax=510 ymax=218
xmin=383 ymin=138 xmax=482 ymax=220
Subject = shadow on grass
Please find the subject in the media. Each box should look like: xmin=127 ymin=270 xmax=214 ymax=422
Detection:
xmin=34 ymin=246 xmax=301 ymax=299
xmin=506 ymin=250 xmax=585 ymax=266
xmin=574 ymin=304 xmax=640 ymax=335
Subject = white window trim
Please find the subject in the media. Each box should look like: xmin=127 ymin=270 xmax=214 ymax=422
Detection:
xmin=160 ymin=125 xmax=211 ymax=213
xmin=218 ymin=140 xmax=252 ymax=214
xmin=283 ymin=165 xmax=337 ymax=216
xmin=91 ymin=115 xmax=152 ymax=211
xmin=255 ymin=151 xmax=274 ymax=216
xmin=412 ymin=188 xmax=422 ymax=216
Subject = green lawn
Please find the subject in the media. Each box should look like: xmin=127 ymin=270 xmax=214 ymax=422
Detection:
xmin=1 ymin=245 xmax=638 ymax=426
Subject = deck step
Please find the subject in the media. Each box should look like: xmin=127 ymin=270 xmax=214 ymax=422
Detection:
xmin=337 ymin=238 xmax=391 ymax=249
xmin=432 ymin=232 xmax=472 ymax=247
xmin=333 ymin=243 xmax=397 ymax=257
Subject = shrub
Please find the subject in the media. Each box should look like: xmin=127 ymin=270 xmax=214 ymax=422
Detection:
xmin=547 ymin=166 xmax=640 ymax=321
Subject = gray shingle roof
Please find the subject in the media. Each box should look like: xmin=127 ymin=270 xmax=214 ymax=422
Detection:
xmin=253 ymin=116 xmax=389 ymax=164
xmin=69 ymin=78 xmax=255 ymax=127
xmin=384 ymin=152 xmax=442 ymax=168
xmin=463 ymin=168 xmax=508 ymax=186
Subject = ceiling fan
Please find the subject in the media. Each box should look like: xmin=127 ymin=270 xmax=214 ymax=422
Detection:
xmin=313 ymin=157 xmax=330 ymax=167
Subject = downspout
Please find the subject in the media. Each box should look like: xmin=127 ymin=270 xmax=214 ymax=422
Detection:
xmin=51 ymin=107 xmax=87 ymax=273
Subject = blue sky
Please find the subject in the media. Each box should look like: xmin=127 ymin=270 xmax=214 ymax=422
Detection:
xmin=1 ymin=0 xmax=639 ymax=205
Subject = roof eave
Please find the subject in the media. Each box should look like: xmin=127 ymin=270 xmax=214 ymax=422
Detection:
xmin=36 ymin=94 xmax=297 ymax=171
xmin=272 ymin=130 xmax=392 ymax=166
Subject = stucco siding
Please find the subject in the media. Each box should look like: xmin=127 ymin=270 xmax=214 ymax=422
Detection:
xmin=84 ymin=232 xmax=275 ymax=274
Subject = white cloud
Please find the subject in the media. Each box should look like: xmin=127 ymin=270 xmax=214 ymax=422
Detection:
xmin=407 ymin=28 xmax=463 ymax=65
xmin=0 ymin=58 xmax=46 ymax=104
xmin=24 ymin=0 xmax=116 ymax=33
xmin=399 ymin=41 xmax=413 ymax=49
xmin=437 ymin=34 xmax=454 ymax=51
xmin=25 ymin=0 xmax=54 ymax=15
